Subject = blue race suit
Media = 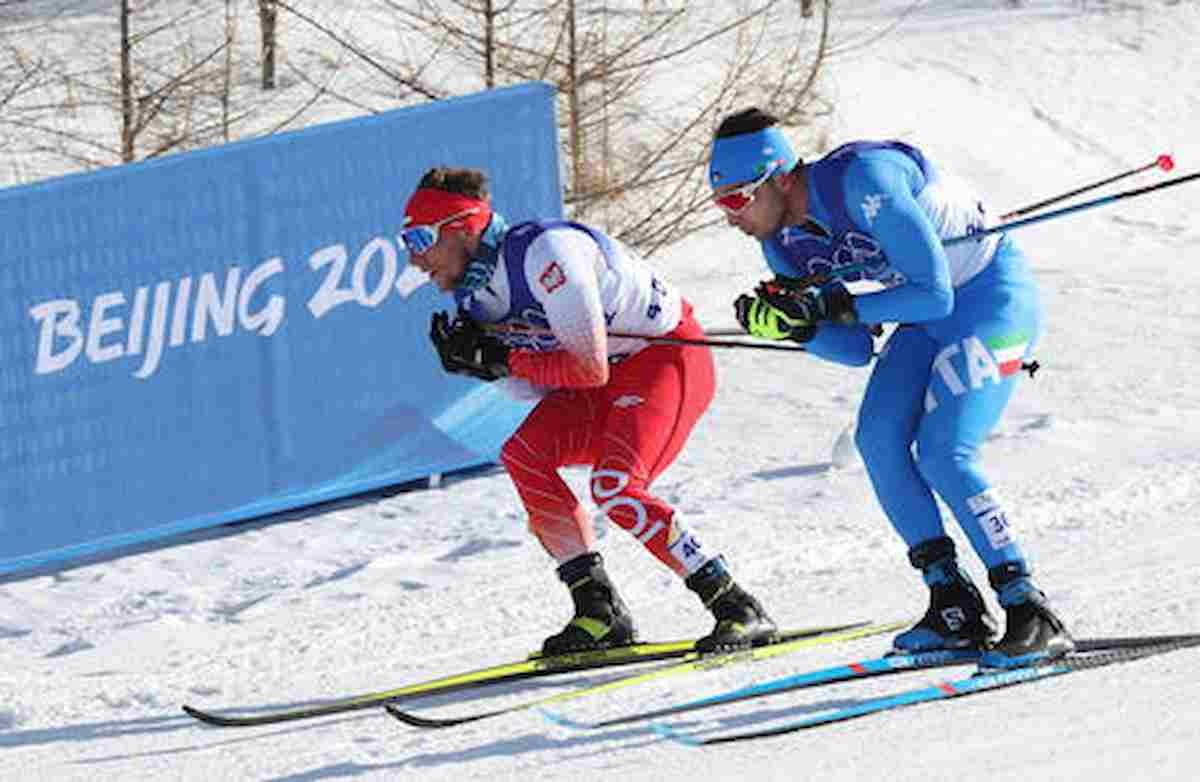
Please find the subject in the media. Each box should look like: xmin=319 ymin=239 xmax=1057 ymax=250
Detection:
xmin=763 ymin=141 xmax=1039 ymax=570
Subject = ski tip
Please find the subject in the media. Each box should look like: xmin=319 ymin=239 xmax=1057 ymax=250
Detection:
xmin=383 ymin=703 xmax=465 ymax=729
xmin=650 ymin=721 xmax=703 ymax=747
xmin=539 ymin=707 xmax=589 ymax=730
xmin=182 ymin=704 xmax=262 ymax=728
xmin=181 ymin=705 xmax=227 ymax=726
xmin=383 ymin=704 xmax=425 ymax=726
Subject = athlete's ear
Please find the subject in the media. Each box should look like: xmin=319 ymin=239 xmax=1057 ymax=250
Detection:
xmin=774 ymin=170 xmax=797 ymax=194
xmin=456 ymin=225 xmax=481 ymax=257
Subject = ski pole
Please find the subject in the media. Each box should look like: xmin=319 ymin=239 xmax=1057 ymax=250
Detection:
xmin=617 ymin=333 xmax=807 ymax=352
xmin=482 ymin=322 xmax=808 ymax=352
xmin=998 ymin=154 xmax=1175 ymax=221
xmin=946 ymin=169 xmax=1200 ymax=247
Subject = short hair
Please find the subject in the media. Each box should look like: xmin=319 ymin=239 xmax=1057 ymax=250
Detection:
xmin=416 ymin=167 xmax=490 ymax=199
xmin=714 ymin=107 xmax=780 ymax=139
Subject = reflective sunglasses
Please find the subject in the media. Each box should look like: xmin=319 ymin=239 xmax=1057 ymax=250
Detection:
xmin=400 ymin=208 xmax=480 ymax=256
xmin=712 ymin=163 xmax=779 ymax=215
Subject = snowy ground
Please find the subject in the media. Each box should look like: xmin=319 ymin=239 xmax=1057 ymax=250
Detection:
xmin=3 ymin=1 xmax=1200 ymax=780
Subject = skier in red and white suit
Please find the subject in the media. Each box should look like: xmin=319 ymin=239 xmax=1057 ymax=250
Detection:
xmin=402 ymin=166 xmax=776 ymax=655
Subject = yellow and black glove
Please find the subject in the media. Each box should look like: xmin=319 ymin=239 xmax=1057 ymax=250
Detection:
xmin=758 ymin=277 xmax=859 ymax=328
xmin=733 ymin=293 xmax=816 ymax=343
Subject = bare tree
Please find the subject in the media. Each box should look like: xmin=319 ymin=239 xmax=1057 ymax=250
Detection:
xmin=272 ymin=0 xmax=445 ymax=101
xmin=360 ymin=0 xmax=834 ymax=255
xmin=119 ymin=0 xmax=135 ymax=161
xmin=222 ymin=0 xmax=238 ymax=140
xmin=0 ymin=0 xmax=342 ymax=181
xmin=0 ymin=4 xmax=118 ymax=178
xmin=258 ymin=0 xmax=278 ymax=89
xmin=0 ymin=2 xmax=245 ymax=170
xmin=116 ymin=1 xmax=244 ymax=163
xmin=0 ymin=0 xmax=836 ymax=249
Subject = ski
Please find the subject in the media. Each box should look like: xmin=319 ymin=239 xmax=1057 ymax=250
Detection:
xmin=181 ymin=621 xmax=858 ymax=727
xmin=652 ymin=634 xmax=1200 ymax=746
xmin=540 ymin=631 xmax=1200 ymax=731
xmin=382 ymin=618 xmax=912 ymax=729
xmin=542 ymin=647 xmax=982 ymax=730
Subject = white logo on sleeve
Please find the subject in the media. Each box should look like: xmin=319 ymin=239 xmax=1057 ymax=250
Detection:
xmin=613 ymin=395 xmax=644 ymax=408
xmin=861 ymin=193 xmax=886 ymax=224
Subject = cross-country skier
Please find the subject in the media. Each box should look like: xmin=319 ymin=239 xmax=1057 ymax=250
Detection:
xmin=402 ymin=166 xmax=777 ymax=655
xmin=708 ymin=108 xmax=1073 ymax=668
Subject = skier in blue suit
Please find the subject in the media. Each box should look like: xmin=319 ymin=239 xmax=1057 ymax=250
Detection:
xmin=709 ymin=107 xmax=1072 ymax=668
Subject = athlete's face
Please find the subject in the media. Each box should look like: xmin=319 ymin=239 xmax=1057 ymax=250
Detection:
xmin=714 ymin=174 xmax=788 ymax=240
xmin=407 ymin=228 xmax=471 ymax=291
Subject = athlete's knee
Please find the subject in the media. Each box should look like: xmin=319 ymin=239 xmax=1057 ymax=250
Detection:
xmin=855 ymin=415 xmax=910 ymax=470
xmin=914 ymin=441 xmax=977 ymax=488
xmin=590 ymin=467 xmax=642 ymax=513
xmin=589 ymin=467 xmax=661 ymax=532
xmin=499 ymin=433 xmax=544 ymax=475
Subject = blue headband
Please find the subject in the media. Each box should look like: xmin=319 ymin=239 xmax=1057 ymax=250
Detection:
xmin=708 ymin=126 xmax=799 ymax=188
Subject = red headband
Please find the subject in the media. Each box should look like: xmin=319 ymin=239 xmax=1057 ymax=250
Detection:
xmin=403 ymin=187 xmax=492 ymax=234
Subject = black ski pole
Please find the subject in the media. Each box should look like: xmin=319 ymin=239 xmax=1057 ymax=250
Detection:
xmin=482 ymin=323 xmax=808 ymax=352
xmin=998 ymin=154 xmax=1174 ymax=221
xmin=946 ymin=169 xmax=1200 ymax=247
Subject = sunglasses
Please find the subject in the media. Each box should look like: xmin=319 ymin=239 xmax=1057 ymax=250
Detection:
xmin=712 ymin=163 xmax=779 ymax=214
xmin=400 ymin=208 xmax=480 ymax=256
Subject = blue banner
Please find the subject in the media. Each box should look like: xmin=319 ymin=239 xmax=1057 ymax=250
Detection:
xmin=0 ymin=82 xmax=559 ymax=575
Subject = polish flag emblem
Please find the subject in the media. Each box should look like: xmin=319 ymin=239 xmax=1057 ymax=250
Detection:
xmin=539 ymin=261 xmax=567 ymax=293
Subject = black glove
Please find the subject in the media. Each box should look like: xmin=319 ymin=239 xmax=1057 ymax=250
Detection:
xmin=429 ymin=311 xmax=511 ymax=382
xmin=757 ymin=277 xmax=859 ymax=327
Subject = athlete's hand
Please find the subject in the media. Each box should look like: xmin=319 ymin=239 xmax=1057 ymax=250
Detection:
xmin=429 ymin=312 xmax=511 ymax=382
xmin=733 ymin=293 xmax=815 ymax=343
xmin=758 ymin=278 xmax=858 ymax=327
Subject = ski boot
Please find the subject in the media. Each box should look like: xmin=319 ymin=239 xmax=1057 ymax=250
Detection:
xmin=893 ymin=536 xmax=998 ymax=653
xmin=980 ymin=561 xmax=1074 ymax=669
xmin=541 ymin=552 xmax=636 ymax=656
xmin=685 ymin=557 xmax=778 ymax=654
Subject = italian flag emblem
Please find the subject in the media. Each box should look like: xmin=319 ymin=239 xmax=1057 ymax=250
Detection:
xmin=987 ymin=332 xmax=1030 ymax=377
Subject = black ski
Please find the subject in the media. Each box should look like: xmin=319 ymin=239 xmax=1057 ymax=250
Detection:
xmin=181 ymin=621 xmax=859 ymax=727
xmin=383 ymin=619 xmax=912 ymax=728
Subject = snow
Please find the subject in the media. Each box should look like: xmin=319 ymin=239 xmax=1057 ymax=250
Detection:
xmin=2 ymin=1 xmax=1200 ymax=780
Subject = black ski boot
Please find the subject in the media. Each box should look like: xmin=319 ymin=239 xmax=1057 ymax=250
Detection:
xmin=541 ymin=552 xmax=636 ymax=656
xmin=685 ymin=557 xmax=778 ymax=654
xmin=981 ymin=562 xmax=1074 ymax=669
xmin=893 ymin=537 xmax=998 ymax=653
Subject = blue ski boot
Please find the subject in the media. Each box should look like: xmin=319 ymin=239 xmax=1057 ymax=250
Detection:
xmin=893 ymin=537 xmax=998 ymax=653
xmin=980 ymin=562 xmax=1074 ymax=669
xmin=542 ymin=552 xmax=636 ymax=655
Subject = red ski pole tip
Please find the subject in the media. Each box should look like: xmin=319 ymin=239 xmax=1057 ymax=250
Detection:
xmin=1157 ymin=154 xmax=1175 ymax=171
